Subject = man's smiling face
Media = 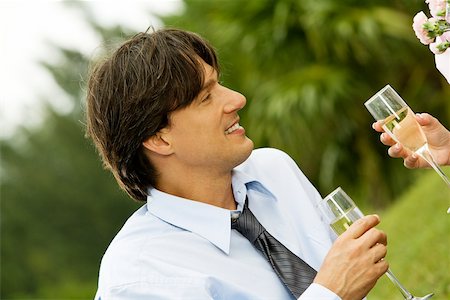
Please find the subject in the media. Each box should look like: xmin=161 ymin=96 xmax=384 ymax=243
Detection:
xmin=163 ymin=59 xmax=254 ymax=173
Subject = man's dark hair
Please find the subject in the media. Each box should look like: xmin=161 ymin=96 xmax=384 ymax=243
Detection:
xmin=86 ymin=28 xmax=220 ymax=202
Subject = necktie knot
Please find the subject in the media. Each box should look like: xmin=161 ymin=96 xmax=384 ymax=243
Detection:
xmin=231 ymin=201 xmax=265 ymax=243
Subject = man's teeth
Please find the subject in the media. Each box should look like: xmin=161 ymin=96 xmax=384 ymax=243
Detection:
xmin=225 ymin=123 xmax=241 ymax=134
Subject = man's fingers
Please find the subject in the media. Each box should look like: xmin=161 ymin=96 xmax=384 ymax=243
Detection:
xmin=370 ymin=243 xmax=388 ymax=263
xmin=360 ymin=227 xmax=387 ymax=247
xmin=374 ymin=257 xmax=390 ymax=274
xmin=343 ymin=215 xmax=380 ymax=239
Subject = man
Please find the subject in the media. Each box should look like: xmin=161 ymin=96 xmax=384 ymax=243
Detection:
xmin=87 ymin=28 xmax=388 ymax=299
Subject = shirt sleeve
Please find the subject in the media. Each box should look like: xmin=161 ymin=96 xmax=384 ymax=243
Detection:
xmin=298 ymin=283 xmax=342 ymax=300
xmin=95 ymin=279 xmax=214 ymax=300
xmin=278 ymin=149 xmax=338 ymax=242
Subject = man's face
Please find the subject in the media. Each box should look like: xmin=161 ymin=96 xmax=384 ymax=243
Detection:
xmin=164 ymin=60 xmax=254 ymax=174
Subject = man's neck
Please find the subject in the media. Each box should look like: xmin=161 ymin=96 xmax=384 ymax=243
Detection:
xmin=155 ymin=168 xmax=237 ymax=210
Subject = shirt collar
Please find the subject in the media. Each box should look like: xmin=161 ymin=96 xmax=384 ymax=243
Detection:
xmin=231 ymin=169 xmax=277 ymax=210
xmin=146 ymin=169 xmax=276 ymax=255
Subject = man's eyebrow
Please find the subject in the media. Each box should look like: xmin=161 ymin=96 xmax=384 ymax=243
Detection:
xmin=201 ymin=77 xmax=217 ymax=92
xmin=200 ymin=68 xmax=220 ymax=91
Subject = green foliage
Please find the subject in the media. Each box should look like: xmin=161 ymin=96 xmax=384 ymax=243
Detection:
xmin=0 ymin=15 xmax=139 ymax=299
xmin=163 ymin=0 xmax=450 ymax=207
xmin=368 ymin=168 xmax=450 ymax=299
xmin=1 ymin=107 xmax=139 ymax=298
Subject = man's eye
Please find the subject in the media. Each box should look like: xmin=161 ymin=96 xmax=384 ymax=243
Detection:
xmin=202 ymin=94 xmax=211 ymax=102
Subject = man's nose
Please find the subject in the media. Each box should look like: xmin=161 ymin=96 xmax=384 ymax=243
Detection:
xmin=224 ymin=89 xmax=246 ymax=114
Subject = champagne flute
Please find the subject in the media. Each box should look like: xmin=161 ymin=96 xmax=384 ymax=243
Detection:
xmin=364 ymin=84 xmax=450 ymax=188
xmin=319 ymin=187 xmax=434 ymax=300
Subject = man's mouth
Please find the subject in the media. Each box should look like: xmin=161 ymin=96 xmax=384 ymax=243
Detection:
xmin=225 ymin=122 xmax=242 ymax=134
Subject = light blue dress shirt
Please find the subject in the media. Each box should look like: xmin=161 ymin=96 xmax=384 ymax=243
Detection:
xmin=94 ymin=148 xmax=341 ymax=299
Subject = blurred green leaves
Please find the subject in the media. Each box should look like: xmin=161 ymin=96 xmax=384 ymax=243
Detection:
xmin=1 ymin=22 xmax=139 ymax=299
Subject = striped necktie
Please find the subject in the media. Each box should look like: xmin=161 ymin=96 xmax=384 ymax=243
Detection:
xmin=231 ymin=198 xmax=317 ymax=298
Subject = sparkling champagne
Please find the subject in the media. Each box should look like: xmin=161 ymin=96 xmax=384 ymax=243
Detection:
xmin=381 ymin=107 xmax=427 ymax=152
xmin=330 ymin=207 xmax=361 ymax=235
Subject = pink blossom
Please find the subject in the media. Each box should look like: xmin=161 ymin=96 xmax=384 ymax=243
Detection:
xmin=413 ymin=11 xmax=435 ymax=44
xmin=429 ymin=35 xmax=450 ymax=54
xmin=441 ymin=31 xmax=450 ymax=41
xmin=429 ymin=40 xmax=442 ymax=54
xmin=425 ymin=0 xmax=447 ymax=18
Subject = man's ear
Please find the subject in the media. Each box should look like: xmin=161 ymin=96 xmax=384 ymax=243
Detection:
xmin=142 ymin=131 xmax=173 ymax=156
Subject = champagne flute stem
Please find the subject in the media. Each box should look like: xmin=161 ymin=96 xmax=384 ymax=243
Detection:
xmin=385 ymin=268 xmax=414 ymax=300
xmin=416 ymin=145 xmax=450 ymax=188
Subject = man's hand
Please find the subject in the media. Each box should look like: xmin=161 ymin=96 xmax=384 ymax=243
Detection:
xmin=373 ymin=113 xmax=450 ymax=168
xmin=314 ymin=215 xmax=388 ymax=300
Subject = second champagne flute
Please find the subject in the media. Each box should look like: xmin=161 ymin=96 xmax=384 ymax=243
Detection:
xmin=364 ymin=84 xmax=450 ymax=188
xmin=319 ymin=187 xmax=434 ymax=300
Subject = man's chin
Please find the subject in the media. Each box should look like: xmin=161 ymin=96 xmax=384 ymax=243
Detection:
xmin=235 ymin=139 xmax=254 ymax=166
